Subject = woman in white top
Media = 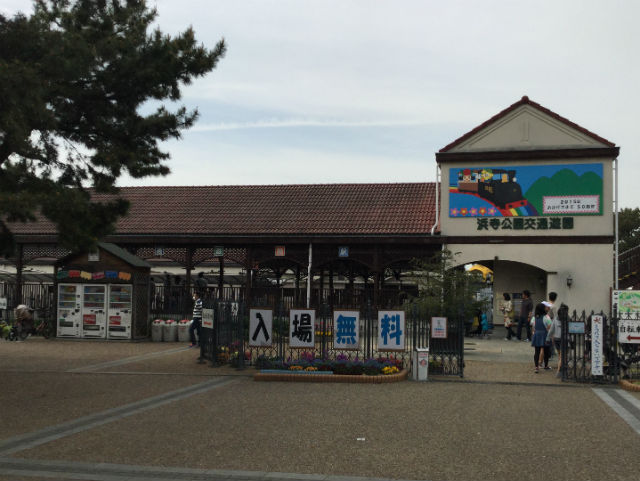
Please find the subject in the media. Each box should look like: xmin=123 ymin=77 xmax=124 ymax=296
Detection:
xmin=500 ymin=293 xmax=516 ymax=340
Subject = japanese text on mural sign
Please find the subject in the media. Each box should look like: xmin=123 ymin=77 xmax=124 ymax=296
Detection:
xmin=591 ymin=315 xmax=604 ymax=376
xmin=543 ymin=196 xmax=599 ymax=214
xmin=476 ymin=217 xmax=574 ymax=231
xmin=378 ymin=311 xmax=405 ymax=351
xmin=334 ymin=310 xmax=360 ymax=350
xmin=290 ymin=309 xmax=315 ymax=348
xmin=249 ymin=309 xmax=273 ymax=347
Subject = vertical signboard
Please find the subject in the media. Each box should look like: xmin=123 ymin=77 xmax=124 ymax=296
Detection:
xmin=612 ymin=290 xmax=640 ymax=343
xmin=378 ymin=311 xmax=405 ymax=351
xmin=249 ymin=308 xmax=272 ymax=347
xmin=202 ymin=308 xmax=214 ymax=330
xmin=591 ymin=315 xmax=604 ymax=376
xmin=333 ymin=310 xmax=359 ymax=350
xmin=289 ymin=309 xmax=315 ymax=348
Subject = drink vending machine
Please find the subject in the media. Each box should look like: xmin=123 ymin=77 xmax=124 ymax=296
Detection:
xmin=57 ymin=284 xmax=81 ymax=337
xmin=82 ymin=285 xmax=107 ymax=338
xmin=107 ymin=285 xmax=133 ymax=339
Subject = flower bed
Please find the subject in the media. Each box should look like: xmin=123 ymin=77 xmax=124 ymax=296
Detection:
xmin=254 ymin=368 xmax=408 ymax=383
xmin=253 ymin=353 xmax=408 ymax=383
xmin=620 ymin=379 xmax=640 ymax=392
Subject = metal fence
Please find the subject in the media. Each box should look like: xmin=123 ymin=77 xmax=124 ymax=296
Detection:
xmin=559 ymin=307 xmax=640 ymax=384
xmin=198 ymin=299 xmax=465 ymax=376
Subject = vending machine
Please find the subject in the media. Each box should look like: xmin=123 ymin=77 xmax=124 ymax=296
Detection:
xmin=57 ymin=284 xmax=81 ymax=337
xmin=81 ymin=285 xmax=107 ymax=338
xmin=107 ymin=284 xmax=133 ymax=339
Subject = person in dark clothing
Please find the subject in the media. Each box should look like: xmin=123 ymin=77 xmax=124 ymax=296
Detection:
xmin=531 ymin=302 xmax=552 ymax=373
xmin=517 ymin=290 xmax=533 ymax=341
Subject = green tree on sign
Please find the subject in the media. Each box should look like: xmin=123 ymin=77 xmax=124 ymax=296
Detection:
xmin=0 ymin=0 xmax=226 ymax=255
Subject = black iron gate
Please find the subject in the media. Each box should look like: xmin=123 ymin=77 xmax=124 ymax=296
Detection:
xmin=198 ymin=299 xmax=465 ymax=377
xmin=559 ymin=306 xmax=640 ymax=384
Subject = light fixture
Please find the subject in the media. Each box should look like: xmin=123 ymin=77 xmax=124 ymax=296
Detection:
xmin=566 ymin=275 xmax=573 ymax=287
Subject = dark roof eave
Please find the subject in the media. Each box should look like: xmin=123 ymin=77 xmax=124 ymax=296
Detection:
xmin=435 ymin=146 xmax=619 ymax=163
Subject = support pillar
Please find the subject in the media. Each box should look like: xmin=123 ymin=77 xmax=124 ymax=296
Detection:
xmin=318 ymin=268 xmax=324 ymax=307
xmin=295 ymin=265 xmax=300 ymax=306
xmin=245 ymin=247 xmax=253 ymax=304
xmin=185 ymin=247 xmax=193 ymax=316
xmin=218 ymin=255 xmax=224 ymax=298
xmin=329 ymin=263 xmax=334 ymax=311
xmin=15 ymin=244 xmax=23 ymax=306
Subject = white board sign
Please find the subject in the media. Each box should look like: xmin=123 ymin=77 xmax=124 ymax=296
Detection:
xmin=249 ymin=309 xmax=273 ymax=347
xmin=591 ymin=315 xmax=604 ymax=376
xmin=619 ymin=319 xmax=640 ymax=344
xmin=333 ymin=310 xmax=359 ymax=350
xmin=202 ymin=308 xmax=214 ymax=329
xmin=0 ymin=297 xmax=6 ymax=310
xmin=431 ymin=317 xmax=448 ymax=339
xmin=289 ymin=309 xmax=315 ymax=348
xmin=378 ymin=311 xmax=405 ymax=351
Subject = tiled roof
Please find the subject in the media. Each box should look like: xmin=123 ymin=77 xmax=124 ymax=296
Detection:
xmin=8 ymin=183 xmax=438 ymax=237
xmin=439 ymin=96 xmax=616 ymax=153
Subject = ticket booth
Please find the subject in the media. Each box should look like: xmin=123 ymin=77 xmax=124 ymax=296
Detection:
xmin=55 ymin=243 xmax=151 ymax=339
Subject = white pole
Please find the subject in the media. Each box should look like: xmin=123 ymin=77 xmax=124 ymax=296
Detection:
xmin=430 ymin=164 xmax=440 ymax=235
xmin=615 ymin=156 xmax=619 ymax=291
xmin=306 ymin=243 xmax=313 ymax=308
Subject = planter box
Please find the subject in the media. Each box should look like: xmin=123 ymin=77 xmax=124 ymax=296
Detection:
xmin=254 ymin=369 xmax=409 ymax=384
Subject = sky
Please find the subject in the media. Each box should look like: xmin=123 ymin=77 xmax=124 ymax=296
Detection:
xmin=4 ymin=0 xmax=640 ymax=207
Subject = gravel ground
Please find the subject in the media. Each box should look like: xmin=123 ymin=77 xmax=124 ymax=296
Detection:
xmin=12 ymin=378 xmax=640 ymax=481
xmin=0 ymin=337 xmax=187 ymax=372
xmin=3 ymin=336 xmax=639 ymax=481
xmin=0 ymin=371 xmax=206 ymax=438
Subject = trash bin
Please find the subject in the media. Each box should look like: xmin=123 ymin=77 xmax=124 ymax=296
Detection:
xmin=177 ymin=319 xmax=191 ymax=342
xmin=412 ymin=347 xmax=429 ymax=381
xmin=163 ymin=319 xmax=178 ymax=342
xmin=151 ymin=319 xmax=164 ymax=342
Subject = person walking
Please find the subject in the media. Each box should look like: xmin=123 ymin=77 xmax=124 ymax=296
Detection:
xmin=546 ymin=292 xmax=563 ymax=377
xmin=189 ymin=291 xmax=203 ymax=348
xmin=500 ymin=292 xmax=516 ymax=340
xmin=531 ymin=302 xmax=552 ymax=373
xmin=517 ymin=290 xmax=533 ymax=341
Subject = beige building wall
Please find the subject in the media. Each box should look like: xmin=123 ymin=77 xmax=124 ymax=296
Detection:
xmin=447 ymin=243 xmax=613 ymax=317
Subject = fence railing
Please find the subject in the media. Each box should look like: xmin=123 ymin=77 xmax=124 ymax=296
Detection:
xmin=198 ymin=299 xmax=464 ymax=377
xmin=559 ymin=307 xmax=640 ymax=383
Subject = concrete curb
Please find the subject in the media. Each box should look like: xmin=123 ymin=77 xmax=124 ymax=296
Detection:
xmin=254 ymin=369 xmax=409 ymax=383
xmin=620 ymin=379 xmax=640 ymax=392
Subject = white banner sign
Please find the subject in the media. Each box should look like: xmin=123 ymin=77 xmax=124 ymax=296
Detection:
xmin=290 ymin=309 xmax=315 ymax=348
xmin=0 ymin=297 xmax=6 ymax=310
xmin=249 ymin=309 xmax=273 ymax=347
xmin=431 ymin=317 xmax=448 ymax=339
xmin=202 ymin=308 xmax=214 ymax=329
xmin=334 ymin=310 xmax=359 ymax=350
xmin=542 ymin=195 xmax=599 ymax=214
xmin=591 ymin=315 xmax=604 ymax=376
xmin=378 ymin=311 xmax=405 ymax=351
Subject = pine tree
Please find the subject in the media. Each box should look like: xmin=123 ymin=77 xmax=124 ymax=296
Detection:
xmin=0 ymin=0 xmax=226 ymax=254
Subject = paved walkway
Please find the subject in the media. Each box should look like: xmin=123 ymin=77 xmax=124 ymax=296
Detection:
xmin=0 ymin=336 xmax=639 ymax=481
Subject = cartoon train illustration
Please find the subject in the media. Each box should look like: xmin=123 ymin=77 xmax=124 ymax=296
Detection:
xmin=456 ymin=168 xmax=529 ymax=210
